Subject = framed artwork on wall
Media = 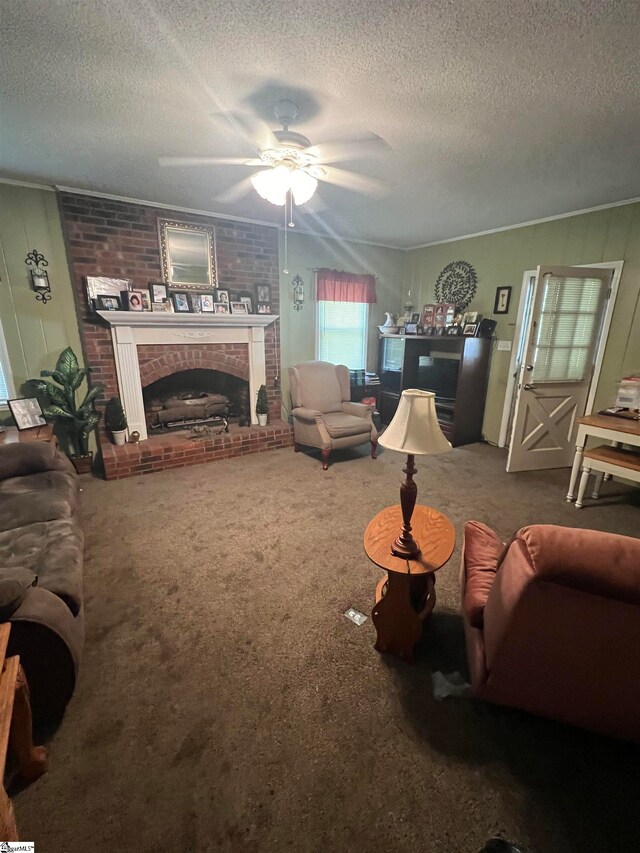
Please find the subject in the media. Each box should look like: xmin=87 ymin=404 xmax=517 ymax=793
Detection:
xmin=494 ymin=286 xmax=512 ymax=314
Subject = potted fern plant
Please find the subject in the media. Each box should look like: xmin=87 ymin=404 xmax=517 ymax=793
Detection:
xmin=105 ymin=397 xmax=128 ymax=445
xmin=256 ymin=384 xmax=269 ymax=426
xmin=32 ymin=347 xmax=103 ymax=473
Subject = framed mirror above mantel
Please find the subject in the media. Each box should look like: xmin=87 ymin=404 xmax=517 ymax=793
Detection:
xmin=158 ymin=219 xmax=218 ymax=291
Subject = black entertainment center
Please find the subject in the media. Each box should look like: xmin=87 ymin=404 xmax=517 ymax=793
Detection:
xmin=377 ymin=334 xmax=492 ymax=446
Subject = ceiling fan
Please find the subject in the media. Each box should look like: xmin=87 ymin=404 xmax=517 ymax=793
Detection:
xmin=159 ymin=99 xmax=386 ymax=208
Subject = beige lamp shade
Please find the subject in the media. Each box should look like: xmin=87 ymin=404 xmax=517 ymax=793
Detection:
xmin=378 ymin=389 xmax=452 ymax=456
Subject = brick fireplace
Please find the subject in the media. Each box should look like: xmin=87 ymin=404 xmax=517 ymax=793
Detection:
xmin=59 ymin=192 xmax=292 ymax=478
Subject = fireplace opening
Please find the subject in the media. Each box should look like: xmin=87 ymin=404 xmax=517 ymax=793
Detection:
xmin=143 ymin=368 xmax=249 ymax=432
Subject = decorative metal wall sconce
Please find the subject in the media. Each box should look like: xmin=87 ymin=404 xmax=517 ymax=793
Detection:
xmin=25 ymin=249 xmax=52 ymax=304
xmin=292 ymin=274 xmax=304 ymax=311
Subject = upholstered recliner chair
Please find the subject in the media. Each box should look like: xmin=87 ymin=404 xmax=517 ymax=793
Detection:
xmin=461 ymin=521 xmax=640 ymax=741
xmin=289 ymin=361 xmax=378 ymax=470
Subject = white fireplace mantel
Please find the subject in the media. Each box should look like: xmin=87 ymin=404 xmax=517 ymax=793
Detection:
xmin=97 ymin=311 xmax=279 ymax=440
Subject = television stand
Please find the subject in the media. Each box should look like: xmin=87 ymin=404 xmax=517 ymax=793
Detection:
xmin=377 ymin=335 xmax=491 ymax=446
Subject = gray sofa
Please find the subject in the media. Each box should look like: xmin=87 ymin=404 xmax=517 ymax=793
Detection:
xmin=0 ymin=441 xmax=84 ymax=721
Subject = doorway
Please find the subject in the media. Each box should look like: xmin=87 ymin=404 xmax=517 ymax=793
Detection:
xmin=499 ymin=262 xmax=622 ymax=473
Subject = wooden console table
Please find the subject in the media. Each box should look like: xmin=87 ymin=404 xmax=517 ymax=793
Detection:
xmin=0 ymin=624 xmax=47 ymax=841
xmin=566 ymin=414 xmax=640 ymax=503
xmin=364 ymin=505 xmax=455 ymax=662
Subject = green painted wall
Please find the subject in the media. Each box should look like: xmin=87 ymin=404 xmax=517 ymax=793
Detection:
xmin=278 ymin=230 xmax=404 ymax=417
xmin=0 ymin=183 xmax=84 ymax=404
xmin=403 ymin=202 xmax=640 ymax=443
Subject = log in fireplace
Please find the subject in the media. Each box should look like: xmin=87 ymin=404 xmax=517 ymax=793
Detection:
xmin=143 ymin=368 xmax=249 ymax=431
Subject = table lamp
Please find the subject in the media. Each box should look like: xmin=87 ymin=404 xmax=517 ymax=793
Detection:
xmin=378 ymin=389 xmax=451 ymax=558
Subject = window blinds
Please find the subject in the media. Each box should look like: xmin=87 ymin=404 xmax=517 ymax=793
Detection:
xmin=0 ymin=362 xmax=8 ymax=405
xmin=532 ymin=275 xmax=606 ymax=382
xmin=317 ymin=301 xmax=368 ymax=369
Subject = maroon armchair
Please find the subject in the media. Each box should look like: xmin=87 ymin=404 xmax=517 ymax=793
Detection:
xmin=461 ymin=521 xmax=640 ymax=741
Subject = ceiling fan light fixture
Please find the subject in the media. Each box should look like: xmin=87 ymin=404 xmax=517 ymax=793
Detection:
xmin=251 ymin=164 xmax=318 ymax=207
xmin=289 ymin=169 xmax=317 ymax=205
xmin=251 ymin=165 xmax=290 ymax=206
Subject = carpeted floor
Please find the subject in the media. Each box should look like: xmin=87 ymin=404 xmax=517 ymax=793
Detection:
xmin=14 ymin=442 xmax=640 ymax=852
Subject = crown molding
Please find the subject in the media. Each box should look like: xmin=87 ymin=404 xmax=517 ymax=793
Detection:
xmin=54 ymin=185 xmax=281 ymax=230
xmin=406 ymin=196 xmax=640 ymax=250
xmin=0 ymin=176 xmax=56 ymax=192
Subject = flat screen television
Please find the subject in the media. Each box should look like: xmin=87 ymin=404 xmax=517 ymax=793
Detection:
xmin=416 ymin=356 xmax=460 ymax=401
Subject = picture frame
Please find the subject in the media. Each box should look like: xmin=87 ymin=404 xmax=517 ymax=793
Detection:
xmin=96 ymin=294 xmax=122 ymax=311
xmin=463 ymin=323 xmax=478 ymax=336
xmin=140 ymin=291 xmax=151 ymax=311
xmin=200 ymin=293 xmax=215 ymax=313
xmin=85 ymin=276 xmax=130 ymax=311
xmin=405 ymin=323 xmax=418 ymax=335
xmin=230 ymin=301 xmax=248 ymax=315
xmin=240 ymin=296 xmax=253 ymax=313
xmin=171 ymin=291 xmax=191 ymax=313
xmin=257 ymin=285 xmax=270 ymax=303
xmin=462 ymin=311 xmax=478 ymax=325
xmin=410 ymin=313 xmax=420 ymax=324
xmin=8 ymin=397 xmax=47 ymax=431
xmin=189 ymin=293 xmax=202 ymax=313
xmin=215 ymin=289 xmax=230 ymax=306
xmin=158 ymin=218 xmax=217 ymax=291
xmin=149 ymin=282 xmax=169 ymax=304
xmin=122 ymin=291 xmax=145 ymax=311
xmin=494 ymin=286 xmax=512 ymax=314
xmin=214 ymin=303 xmax=229 ymax=314
xmin=257 ymin=303 xmax=272 ymax=314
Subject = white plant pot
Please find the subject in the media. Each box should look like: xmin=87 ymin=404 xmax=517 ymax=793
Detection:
xmin=112 ymin=429 xmax=127 ymax=446
xmin=257 ymin=414 xmax=268 ymax=426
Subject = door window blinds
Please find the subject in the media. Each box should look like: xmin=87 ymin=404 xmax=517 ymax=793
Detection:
xmin=532 ymin=275 xmax=606 ymax=382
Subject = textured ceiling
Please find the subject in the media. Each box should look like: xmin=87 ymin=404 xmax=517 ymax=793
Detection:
xmin=1 ymin=0 xmax=639 ymax=248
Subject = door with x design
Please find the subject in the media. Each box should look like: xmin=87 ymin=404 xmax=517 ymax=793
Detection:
xmin=506 ymin=265 xmax=611 ymax=473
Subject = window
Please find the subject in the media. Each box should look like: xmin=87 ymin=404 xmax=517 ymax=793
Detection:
xmin=532 ymin=275 xmax=607 ymax=382
xmin=317 ymin=300 xmax=368 ymax=369
xmin=0 ymin=320 xmax=14 ymax=405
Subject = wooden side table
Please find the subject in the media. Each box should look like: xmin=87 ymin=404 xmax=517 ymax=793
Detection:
xmin=0 ymin=424 xmax=57 ymax=446
xmin=0 ymin=624 xmax=48 ymax=841
xmin=364 ymin=505 xmax=455 ymax=663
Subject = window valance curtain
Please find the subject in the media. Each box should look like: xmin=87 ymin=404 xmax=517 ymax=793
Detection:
xmin=316 ymin=268 xmax=377 ymax=304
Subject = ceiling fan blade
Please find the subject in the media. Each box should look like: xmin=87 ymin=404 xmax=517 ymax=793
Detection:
xmin=304 ymin=134 xmax=390 ymax=165
xmin=210 ymin=110 xmax=279 ymax=153
xmin=213 ymin=176 xmax=257 ymax=204
xmin=313 ymin=166 xmax=386 ymax=196
xmin=158 ymin=156 xmax=261 ymax=167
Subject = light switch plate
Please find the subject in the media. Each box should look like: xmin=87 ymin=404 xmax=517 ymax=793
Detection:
xmin=497 ymin=340 xmax=512 ymax=352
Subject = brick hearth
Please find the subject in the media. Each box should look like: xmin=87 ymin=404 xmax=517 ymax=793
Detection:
xmin=102 ymin=421 xmax=292 ymax=479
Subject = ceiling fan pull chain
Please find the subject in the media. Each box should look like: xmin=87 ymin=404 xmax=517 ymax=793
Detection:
xmin=283 ymin=200 xmax=289 ymax=275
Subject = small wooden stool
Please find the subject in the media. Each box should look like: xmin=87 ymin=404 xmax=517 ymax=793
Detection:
xmin=0 ymin=624 xmax=48 ymax=841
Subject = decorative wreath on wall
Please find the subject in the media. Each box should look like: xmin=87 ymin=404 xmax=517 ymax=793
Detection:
xmin=434 ymin=261 xmax=478 ymax=310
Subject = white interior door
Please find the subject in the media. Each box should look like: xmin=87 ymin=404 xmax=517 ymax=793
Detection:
xmin=506 ymin=265 xmax=611 ymax=473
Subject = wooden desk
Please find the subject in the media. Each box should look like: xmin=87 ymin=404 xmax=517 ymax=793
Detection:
xmin=364 ymin=505 xmax=455 ymax=663
xmin=566 ymin=414 xmax=640 ymax=502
